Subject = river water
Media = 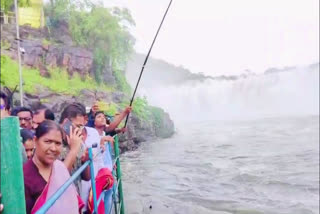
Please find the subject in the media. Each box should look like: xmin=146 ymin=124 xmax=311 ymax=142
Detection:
xmin=121 ymin=116 xmax=319 ymax=214
xmin=122 ymin=65 xmax=319 ymax=213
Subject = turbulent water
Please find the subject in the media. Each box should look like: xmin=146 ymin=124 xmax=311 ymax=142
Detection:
xmin=122 ymin=66 xmax=319 ymax=214
xmin=122 ymin=116 xmax=319 ymax=214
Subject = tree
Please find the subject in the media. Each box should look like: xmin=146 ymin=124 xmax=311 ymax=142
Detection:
xmin=1 ymin=0 xmax=30 ymax=14
xmin=45 ymin=0 xmax=135 ymax=85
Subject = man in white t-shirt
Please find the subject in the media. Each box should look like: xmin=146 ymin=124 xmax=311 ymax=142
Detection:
xmin=81 ymin=126 xmax=114 ymax=211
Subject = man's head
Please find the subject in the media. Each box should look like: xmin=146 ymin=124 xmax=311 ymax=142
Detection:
xmin=60 ymin=103 xmax=86 ymax=128
xmin=12 ymin=107 xmax=33 ymax=130
xmin=94 ymin=111 xmax=107 ymax=128
xmin=33 ymin=108 xmax=55 ymax=129
xmin=0 ymin=91 xmax=11 ymax=119
xmin=20 ymin=129 xmax=35 ymax=159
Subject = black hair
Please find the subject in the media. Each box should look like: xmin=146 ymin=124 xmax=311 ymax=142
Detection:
xmin=44 ymin=109 xmax=55 ymax=120
xmin=20 ymin=129 xmax=34 ymax=144
xmin=59 ymin=102 xmax=86 ymax=124
xmin=11 ymin=106 xmax=33 ymax=117
xmin=10 ymin=107 xmax=20 ymax=116
xmin=94 ymin=111 xmax=112 ymax=125
xmin=94 ymin=111 xmax=106 ymax=120
xmin=0 ymin=91 xmax=11 ymax=111
xmin=34 ymin=108 xmax=55 ymax=121
xmin=35 ymin=120 xmax=63 ymax=139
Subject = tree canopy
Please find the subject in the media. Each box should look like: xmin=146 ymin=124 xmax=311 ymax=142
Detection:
xmin=44 ymin=0 xmax=135 ymax=88
xmin=1 ymin=0 xmax=29 ymax=13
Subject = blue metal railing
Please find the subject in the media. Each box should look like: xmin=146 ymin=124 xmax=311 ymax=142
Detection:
xmin=35 ymin=135 xmax=124 ymax=214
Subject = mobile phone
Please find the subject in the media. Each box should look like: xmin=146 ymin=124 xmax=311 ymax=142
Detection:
xmin=62 ymin=119 xmax=73 ymax=136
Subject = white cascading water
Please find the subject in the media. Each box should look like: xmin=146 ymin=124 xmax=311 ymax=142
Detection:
xmin=136 ymin=66 xmax=319 ymax=123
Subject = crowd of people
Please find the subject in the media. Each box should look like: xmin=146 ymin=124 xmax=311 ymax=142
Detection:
xmin=0 ymin=91 xmax=132 ymax=214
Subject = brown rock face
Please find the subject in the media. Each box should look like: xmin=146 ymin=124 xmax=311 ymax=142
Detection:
xmin=2 ymin=25 xmax=94 ymax=79
xmin=21 ymin=40 xmax=94 ymax=78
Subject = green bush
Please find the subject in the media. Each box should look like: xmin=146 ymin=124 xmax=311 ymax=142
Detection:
xmin=113 ymin=69 xmax=131 ymax=95
xmin=120 ymin=96 xmax=151 ymax=121
xmin=149 ymin=106 xmax=164 ymax=128
xmin=1 ymin=0 xmax=29 ymax=14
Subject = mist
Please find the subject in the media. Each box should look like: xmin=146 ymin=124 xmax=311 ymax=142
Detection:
xmin=126 ymin=59 xmax=319 ymax=124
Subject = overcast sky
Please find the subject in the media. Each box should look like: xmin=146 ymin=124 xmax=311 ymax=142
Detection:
xmin=105 ymin=0 xmax=319 ymax=76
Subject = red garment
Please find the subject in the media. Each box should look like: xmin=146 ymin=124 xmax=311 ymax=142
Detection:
xmin=88 ymin=168 xmax=114 ymax=214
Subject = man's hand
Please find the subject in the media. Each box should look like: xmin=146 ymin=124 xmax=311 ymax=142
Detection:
xmin=91 ymin=102 xmax=100 ymax=114
xmin=68 ymin=126 xmax=83 ymax=153
xmin=81 ymin=148 xmax=89 ymax=163
xmin=63 ymin=126 xmax=84 ymax=173
xmin=100 ymin=136 xmax=115 ymax=151
xmin=124 ymin=106 xmax=132 ymax=115
xmin=116 ymin=127 xmax=127 ymax=133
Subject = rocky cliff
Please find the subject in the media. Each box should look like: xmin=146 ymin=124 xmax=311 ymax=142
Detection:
xmin=2 ymin=24 xmax=116 ymax=84
xmin=1 ymin=24 xmax=175 ymax=153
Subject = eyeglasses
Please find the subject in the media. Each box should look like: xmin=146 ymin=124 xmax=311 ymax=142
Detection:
xmin=74 ymin=124 xmax=85 ymax=131
xmin=19 ymin=117 xmax=32 ymax=122
xmin=78 ymin=125 xmax=85 ymax=132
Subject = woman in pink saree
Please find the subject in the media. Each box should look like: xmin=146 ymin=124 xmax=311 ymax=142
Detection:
xmin=23 ymin=120 xmax=84 ymax=214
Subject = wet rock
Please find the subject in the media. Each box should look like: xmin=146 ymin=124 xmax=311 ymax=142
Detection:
xmin=50 ymin=20 xmax=73 ymax=46
xmin=76 ymin=89 xmax=97 ymax=108
xmin=102 ymin=65 xmax=116 ymax=85
xmin=95 ymin=91 xmax=113 ymax=103
xmin=112 ymin=91 xmax=125 ymax=103
xmin=155 ymin=111 xmax=175 ymax=138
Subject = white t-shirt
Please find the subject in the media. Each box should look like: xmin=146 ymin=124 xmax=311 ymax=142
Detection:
xmin=80 ymin=127 xmax=113 ymax=209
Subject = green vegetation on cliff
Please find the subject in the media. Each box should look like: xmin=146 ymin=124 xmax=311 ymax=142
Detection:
xmin=113 ymin=69 xmax=131 ymax=95
xmin=1 ymin=0 xmax=29 ymax=13
xmin=45 ymin=0 xmax=134 ymax=92
xmin=1 ymin=55 xmax=166 ymax=125
xmin=149 ymin=106 xmax=165 ymax=129
xmin=1 ymin=55 xmax=113 ymax=95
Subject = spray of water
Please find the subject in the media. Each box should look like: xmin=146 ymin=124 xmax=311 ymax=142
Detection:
xmin=128 ymin=65 xmax=319 ymax=123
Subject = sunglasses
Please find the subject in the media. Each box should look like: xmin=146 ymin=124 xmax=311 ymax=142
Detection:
xmin=0 ymin=104 xmax=5 ymax=110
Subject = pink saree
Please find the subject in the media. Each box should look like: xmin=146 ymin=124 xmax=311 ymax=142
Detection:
xmin=31 ymin=160 xmax=84 ymax=214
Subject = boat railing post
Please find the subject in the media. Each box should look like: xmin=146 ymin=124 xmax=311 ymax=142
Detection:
xmin=0 ymin=117 xmax=26 ymax=214
xmin=89 ymin=147 xmax=98 ymax=214
xmin=114 ymin=135 xmax=125 ymax=214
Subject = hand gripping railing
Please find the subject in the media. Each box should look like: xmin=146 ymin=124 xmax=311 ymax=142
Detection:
xmin=35 ymin=135 xmax=125 ymax=214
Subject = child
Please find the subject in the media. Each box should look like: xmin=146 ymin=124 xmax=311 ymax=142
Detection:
xmin=20 ymin=129 xmax=35 ymax=159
